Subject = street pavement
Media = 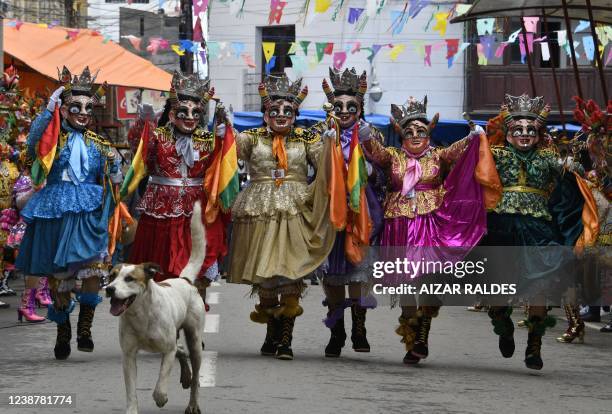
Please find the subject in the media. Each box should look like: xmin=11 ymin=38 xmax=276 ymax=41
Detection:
xmin=0 ymin=279 xmax=611 ymax=414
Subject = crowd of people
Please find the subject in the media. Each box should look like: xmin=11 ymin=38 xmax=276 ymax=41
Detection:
xmin=0 ymin=64 xmax=609 ymax=372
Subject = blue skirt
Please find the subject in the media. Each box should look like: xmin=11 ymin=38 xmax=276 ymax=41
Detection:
xmin=16 ymin=199 xmax=111 ymax=276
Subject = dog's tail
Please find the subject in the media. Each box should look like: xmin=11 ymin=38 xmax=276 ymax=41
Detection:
xmin=179 ymin=200 xmax=207 ymax=284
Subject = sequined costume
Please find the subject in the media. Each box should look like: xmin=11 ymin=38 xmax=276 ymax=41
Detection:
xmin=15 ymin=66 xmax=119 ymax=359
xmin=229 ymin=126 xmax=334 ymax=285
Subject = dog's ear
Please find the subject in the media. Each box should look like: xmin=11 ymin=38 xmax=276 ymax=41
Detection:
xmin=142 ymin=262 xmax=161 ymax=280
xmin=108 ymin=266 xmax=120 ymax=283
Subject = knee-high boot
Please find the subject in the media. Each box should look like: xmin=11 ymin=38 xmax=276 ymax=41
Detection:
xmin=76 ymin=292 xmax=103 ymax=352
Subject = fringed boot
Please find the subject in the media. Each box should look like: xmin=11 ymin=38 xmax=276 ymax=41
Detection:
xmin=410 ymin=306 xmax=439 ymax=360
xmin=524 ymin=315 xmax=556 ymax=370
xmin=488 ymin=306 xmax=515 ymax=358
xmin=76 ymin=293 xmax=103 ymax=352
xmin=556 ymin=304 xmax=585 ymax=344
xmin=396 ymin=315 xmax=419 ymax=364
xmin=323 ymin=299 xmax=349 ymax=358
xmin=274 ymin=297 xmax=303 ymax=360
xmin=350 ymin=302 xmax=370 ymax=352
xmin=48 ymin=299 xmax=76 ymax=360
xmin=251 ymin=304 xmax=281 ymax=356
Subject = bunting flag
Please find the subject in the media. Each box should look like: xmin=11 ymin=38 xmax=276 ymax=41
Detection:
xmin=367 ymin=44 xmax=383 ymax=62
xmin=333 ymin=51 xmax=347 ymax=69
xmin=231 ymin=42 xmax=245 ymax=58
xmin=432 ymin=12 xmax=449 ymax=37
xmin=262 ymin=42 xmax=276 ymax=62
xmin=324 ymin=42 xmax=334 ymax=55
xmin=575 ymin=20 xmax=590 ymax=33
xmin=348 ymin=7 xmax=364 ymax=24
xmin=315 ymin=0 xmax=332 ymax=13
xmin=518 ymin=32 xmax=535 ymax=63
xmin=120 ymin=121 xmax=151 ymax=199
xmin=300 ymin=40 xmax=311 ymax=55
xmin=269 ymin=0 xmax=287 ymax=24
xmin=476 ymin=18 xmax=495 ymax=36
xmin=507 ymin=28 xmax=521 ymax=43
xmin=477 ymin=43 xmax=487 ymax=65
xmin=193 ymin=16 xmax=204 ymax=41
xmin=171 ymin=44 xmax=185 ymax=56
xmin=315 ymin=42 xmax=328 ymax=62
xmin=389 ymin=43 xmax=405 ymax=61
xmin=208 ymin=41 xmax=220 ymax=59
xmin=122 ymin=35 xmax=142 ymax=51
xmin=522 ymin=17 xmax=539 ymax=33
xmin=446 ymin=38 xmax=459 ymax=67
xmin=454 ymin=4 xmax=471 ymax=17
xmin=193 ymin=0 xmax=209 ymax=15
xmin=424 ymin=44 xmax=433 ymax=66
xmin=408 ymin=0 xmax=430 ymax=18
xmin=494 ymin=42 xmax=509 ymax=58
xmin=265 ymin=56 xmax=277 ymax=74
xmin=290 ymin=55 xmax=307 ymax=75
xmin=390 ymin=10 xmax=409 ymax=35
xmin=607 ymin=48 xmax=612 ymax=66
xmin=480 ymin=35 xmax=496 ymax=60
xmin=66 ymin=29 xmax=80 ymax=40
xmin=243 ymin=53 xmax=257 ymax=68
xmin=541 ymin=42 xmax=551 ymax=61
xmin=147 ymin=37 xmax=163 ymax=55
xmin=31 ymin=106 xmax=61 ymax=187
xmin=583 ymin=35 xmax=595 ymax=61
xmin=200 ymin=50 xmax=208 ymax=64
xmin=351 ymin=41 xmax=361 ymax=53
xmin=344 ymin=123 xmax=371 ymax=265
xmin=288 ymin=42 xmax=297 ymax=54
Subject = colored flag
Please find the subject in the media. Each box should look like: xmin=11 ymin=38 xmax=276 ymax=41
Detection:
xmin=193 ymin=16 xmax=204 ymax=41
xmin=333 ymin=51 xmax=347 ymax=69
xmin=31 ymin=107 xmax=61 ymax=187
xmin=347 ymin=125 xmax=367 ymax=213
xmin=348 ymin=8 xmax=364 ymax=24
xmin=120 ymin=121 xmax=151 ymax=199
xmin=315 ymin=0 xmax=332 ymax=13
xmin=205 ymin=124 xmax=238 ymax=223
xmin=389 ymin=44 xmax=405 ymax=61
xmin=315 ymin=42 xmax=327 ymax=62
xmin=300 ymin=40 xmax=311 ymax=55
xmin=263 ymin=42 xmax=276 ymax=62
xmin=446 ymin=38 xmax=459 ymax=67
xmin=432 ymin=12 xmax=450 ymax=37
xmin=231 ymin=42 xmax=245 ymax=58
xmin=390 ymin=10 xmax=408 ymax=35
xmin=476 ymin=18 xmax=494 ymax=36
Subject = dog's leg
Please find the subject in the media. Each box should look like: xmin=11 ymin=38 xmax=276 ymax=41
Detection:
xmin=184 ymin=326 xmax=202 ymax=414
xmin=176 ymin=344 xmax=192 ymax=389
xmin=123 ymin=349 xmax=139 ymax=414
xmin=152 ymin=350 xmax=175 ymax=408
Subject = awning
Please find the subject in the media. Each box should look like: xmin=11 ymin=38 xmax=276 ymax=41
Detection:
xmin=3 ymin=21 xmax=172 ymax=91
xmin=451 ymin=0 xmax=612 ymax=24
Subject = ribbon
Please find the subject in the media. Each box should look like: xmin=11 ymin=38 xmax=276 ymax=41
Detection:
xmin=63 ymin=122 xmax=90 ymax=185
xmin=175 ymin=133 xmax=195 ymax=168
xmin=272 ymin=135 xmax=287 ymax=187
xmin=400 ymin=147 xmax=430 ymax=196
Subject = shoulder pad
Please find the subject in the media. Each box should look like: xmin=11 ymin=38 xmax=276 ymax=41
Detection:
xmin=291 ymin=127 xmax=320 ymax=144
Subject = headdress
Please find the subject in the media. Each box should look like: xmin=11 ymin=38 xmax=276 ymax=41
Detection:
xmin=168 ymin=70 xmax=215 ymax=108
xmin=322 ymin=67 xmax=367 ymax=103
xmin=57 ymin=66 xmax=108 ymax=104
xmin=501 ymin=94 xmax=550 ymax=129
xmin=258 ymin=73 xmax=308 ymax=110
xmin=390 ymin=96 xmax=439 ymax=134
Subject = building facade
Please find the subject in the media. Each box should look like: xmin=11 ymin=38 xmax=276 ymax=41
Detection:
xmin=2 ymin=0 xmax=87 ymax=27
xmin=207 ymin=1 xmax=467 ymax=118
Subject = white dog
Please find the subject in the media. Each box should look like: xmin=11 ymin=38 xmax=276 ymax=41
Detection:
xmin=106 ymin=201 xmax=206 ymax=414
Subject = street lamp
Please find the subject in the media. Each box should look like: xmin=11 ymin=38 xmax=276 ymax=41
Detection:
xmin=367 ymin=67 xmax=383 ymax=114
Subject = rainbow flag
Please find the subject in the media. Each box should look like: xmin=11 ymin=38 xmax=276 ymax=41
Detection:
xmin=204 ymin=124 xmax=239 ymax=224
xmin=119 ymin=121 xmax=150 ymax=199
xmin=346 ymin=123 xmax=368 ymax=212
xmin=31 ymin=106 xmax=61 ymax=187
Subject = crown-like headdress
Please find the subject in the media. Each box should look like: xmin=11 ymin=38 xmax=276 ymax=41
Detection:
xmin=258 ymin=73 xmax=308 ymax=110
xmin=391 ymin=96 xmax=429 ymax=126
xmin=501 ymin=94 xmax=550 ymax=129
xmin=168 ymin=71 xmax=214 ymax=108
xmin=58 ymin=66 xmax=107 ymax=104
xmin=322 ymin=67 xmax=367 ymax=103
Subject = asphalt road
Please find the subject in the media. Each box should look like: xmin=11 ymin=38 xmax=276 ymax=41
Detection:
xmin=0 ymin=279 xmax=611 ymax=414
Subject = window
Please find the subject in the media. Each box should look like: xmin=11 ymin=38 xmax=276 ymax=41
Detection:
xmin=260 ymin=25 xmax=296 ymax=79
xmin=139 ymin=17 xmax=145 ymax=36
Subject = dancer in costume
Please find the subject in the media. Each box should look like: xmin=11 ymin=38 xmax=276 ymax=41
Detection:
xmin=361 ymin=96 xmax=496 ymax=364
xmin=223 ymin=73 xmax=335 ymax=360
xmin=560 ymin=97 xmax=611 ymax=342
xmin=16 ymin=67 xmax=120 ymax=359
xmin=310 ymin=67 xmax=384 ymax=357
xmin=124 ymin=71 xmax=227 ymax=306
xmin=483 ymin=94 xmax=584 ymax=370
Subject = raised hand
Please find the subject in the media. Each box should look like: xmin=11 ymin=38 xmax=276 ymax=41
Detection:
xmin=47 ymin=86 xmax=65 ymax=112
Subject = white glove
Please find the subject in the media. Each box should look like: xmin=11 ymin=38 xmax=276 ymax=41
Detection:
xmin=359 ymin=122 xmax=372 ymax=141
xmin=47 ymin=86 xmax=65 ymax=112
xmin=215 ymin=123 xmax=226 ymax=138
xmin=323 ymin=129 xmax=336 ymax=140
xmin=137 ymin=103 xmax=155 ymax=121
xmin=469 ymin=124 xmax=485 ymax=138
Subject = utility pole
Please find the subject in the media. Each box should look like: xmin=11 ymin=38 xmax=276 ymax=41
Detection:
xmin=179 ymin=0 xmax=194 ymax=74
xmin=64 ymin=0 xmax=77 ymax=27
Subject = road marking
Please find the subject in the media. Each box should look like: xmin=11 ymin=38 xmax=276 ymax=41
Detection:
xmin=207 ymin=292 xmax=220 ymax=305
xmin=199 ymin=351 xmax=217 ymax=387
xmin=204 ymin=314 xmax=219 ymax=333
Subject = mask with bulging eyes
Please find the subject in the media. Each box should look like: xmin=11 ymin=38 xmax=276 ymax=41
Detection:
xmin=60 ymin=95 xmax=94 ymax=130
xmin=169 ymin=100 xmax=203 ymax=134
xmin=333 ymin=95 xmax=361 ymax=130
xmin=506 ymin=118 xmax=540 ymax=152
xmin=263 ymin=99 xmax=296 ymax=135
xmin=401 ymin=120 xmax=430 ymax=154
